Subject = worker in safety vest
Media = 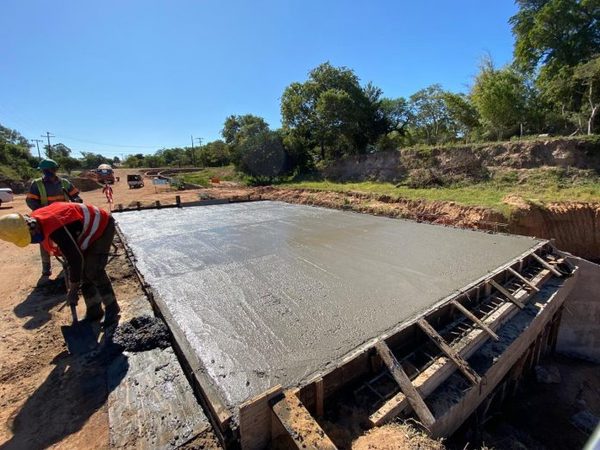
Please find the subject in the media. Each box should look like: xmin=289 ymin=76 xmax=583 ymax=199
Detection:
xmin=0 ymin=202 xmax=120 ymax=324
xmin=26 ymin=158 xmax=83 ymax=276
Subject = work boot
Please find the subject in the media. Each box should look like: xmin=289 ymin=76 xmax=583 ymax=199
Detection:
xmin=103 ymin=301 xmax=121 ymax=325
xmin=83 ymin=304 xmax=104 ymax=322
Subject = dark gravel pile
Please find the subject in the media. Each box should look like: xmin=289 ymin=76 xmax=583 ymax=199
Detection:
xmin=113 ymin=315 xmax=170 ymax=352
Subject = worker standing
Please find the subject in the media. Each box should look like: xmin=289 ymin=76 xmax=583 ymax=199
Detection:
xmin=0 ymin=202 xmax=120 ymax=324
xmin=26 ymin=158 xmax=83 ymax=277
xmin=102 ymin=183 xmax=114 ymax=211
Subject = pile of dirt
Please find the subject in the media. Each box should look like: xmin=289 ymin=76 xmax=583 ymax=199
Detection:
xmin=69 ymin=176 xmax=102 ymax=192
xmin=113 ymin=315 xmax=170 ymax=352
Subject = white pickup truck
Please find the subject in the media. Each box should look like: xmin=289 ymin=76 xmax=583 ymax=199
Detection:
xmin=0 ymin=188 xmax=14 ymax=207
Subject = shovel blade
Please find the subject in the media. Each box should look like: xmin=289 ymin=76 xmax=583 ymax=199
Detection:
xmin=61 ymin=321 xmax=98 ymax=355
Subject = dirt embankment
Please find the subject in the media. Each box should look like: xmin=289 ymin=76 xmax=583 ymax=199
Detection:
xmin=508 ymin=200 xmax=600 ymax=260
xmin=324 ymin=138 xmax=600 ymax=184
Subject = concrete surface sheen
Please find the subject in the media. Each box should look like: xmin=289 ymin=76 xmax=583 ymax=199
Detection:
xmin=115 ymin=201 xmax=542 ymax=409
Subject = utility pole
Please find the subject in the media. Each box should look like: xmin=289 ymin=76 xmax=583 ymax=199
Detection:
xmin=41 ymin=131 xmax=55 ymax=158
xmin=30 ymin=139 xmax=44 ymax=159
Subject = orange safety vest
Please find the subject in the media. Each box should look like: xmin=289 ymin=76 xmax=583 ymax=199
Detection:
xmin=31 ymin=203 xmax=111 ymax=256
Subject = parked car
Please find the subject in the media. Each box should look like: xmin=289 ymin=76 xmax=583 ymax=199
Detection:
xmin=0 ymin=188 xmax=14 ymax=207
xmin=127 ymin=174 xmax=144 ymax=189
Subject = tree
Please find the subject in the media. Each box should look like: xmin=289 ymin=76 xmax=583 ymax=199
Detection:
xmin=471 ymin=61 xmax=529 ymax=140
xmin=46 ymin=143 xmax=71 ymax=160
xmin=234 ymin=131 xmax=289 ymax=183
xmin=573 ymin=56 xmax=600 ymax=133
xmin=56 ymin=156 xmax=81 ymax=175
xmin=198 ymin=140 xmax=232 ymax=167
xmin=80 ymin=152 xmax=112 ymax=170
xmin=408 ymin=84 xmax=452 ymax=144
xmin=222 ymin=115 xmax=269 ymax=148
xmin=442 ymin=92 xmax=480 ymax=141
xmin=510 ymin=0 xmax=600 ymax=77
xmin=281 ymin=62 xmax=388 ymax=161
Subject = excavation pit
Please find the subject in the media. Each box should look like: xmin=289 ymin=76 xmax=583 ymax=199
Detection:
xmin=114 ymin=201 xmax=546 ymax=417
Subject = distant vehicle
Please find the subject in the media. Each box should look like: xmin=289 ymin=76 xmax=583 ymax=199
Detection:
xmin=0 ymin=188 xmax=14 ymax=207
xmin=96 ymin=164 xmax=115 ymax=184
xmin=127 ymin=174 xmax=144 ymax=189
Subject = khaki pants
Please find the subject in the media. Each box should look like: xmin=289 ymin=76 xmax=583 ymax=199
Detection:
xmin=80 ymin=217 xmax=117 ymax=309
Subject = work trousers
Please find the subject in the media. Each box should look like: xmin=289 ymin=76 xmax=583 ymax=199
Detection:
xmin=40 ymin=245 xmax=51 ymax=272
xmin=81 ymin=217 xmax=117 ymax=309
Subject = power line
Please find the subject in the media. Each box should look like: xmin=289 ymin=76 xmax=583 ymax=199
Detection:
xmin=41 ymin=132 xmax=55 ymax=157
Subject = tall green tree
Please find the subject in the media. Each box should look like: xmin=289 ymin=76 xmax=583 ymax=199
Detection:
xmin=222 ymin=115 xmax=269 ymax=148
xmin=281 ymin=62 xmax=388 ymax=161
xmin=408 ymin=84 xmax=452 ymax=144
xmin=471 ymin=61 xmax=529 ymax=140
xmin=510 ymin=0 xmax=600 ymax=78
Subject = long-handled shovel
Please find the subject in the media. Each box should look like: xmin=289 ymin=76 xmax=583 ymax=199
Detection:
xmin=56 ymin=257 xmax=98 ymax=355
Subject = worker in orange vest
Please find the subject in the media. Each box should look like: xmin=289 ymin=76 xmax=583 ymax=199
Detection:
xmin=0 ymin=202 xmax=120 ymax=324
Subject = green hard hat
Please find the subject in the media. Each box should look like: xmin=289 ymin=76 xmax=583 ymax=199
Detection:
xmin=38 ymin=158 xmax=59 ymax=170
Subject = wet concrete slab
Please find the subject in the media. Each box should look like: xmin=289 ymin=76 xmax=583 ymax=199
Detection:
xmin=115 ymin=201 xmax=544 ymax=409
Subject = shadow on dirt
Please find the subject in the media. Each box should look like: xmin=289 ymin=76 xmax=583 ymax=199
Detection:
xmin=13 ymin=275 xmax=68 ymax=330
xmin=0 ymin=337 xmax=128 ymax=450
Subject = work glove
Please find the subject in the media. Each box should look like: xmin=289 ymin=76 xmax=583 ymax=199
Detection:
xmin=67 ymin=282 xmax=81 ymax=306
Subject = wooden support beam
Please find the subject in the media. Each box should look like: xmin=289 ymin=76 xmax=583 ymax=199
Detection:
xmin=240 ymin=385 xmax=282 ymax=450
xmin=315 ymin=378 xmax=324 ymax=418
xmin=429 ymin=269 xmax=578 ymax=438
xmin=369 ymin=269 xmax=552 ymax=426
xmin=489 ymin=280 xmax=525 ymax=309
xmin=417 ymin=319 xmax=481 ymax=385
xmin=271 ymin=391 xmax=337 ymax=450
xmin=451 ymin=300 xmax=499 ymax=341
xmin=369 ymin=267 xmax=552 ymax=427
xmin=508 ymin=267 xmax=540 ymax=292
xmin=532 ymin=253 xmax=562 ymax=277
xmin=375 ymin=342 xmax=435 ymax=428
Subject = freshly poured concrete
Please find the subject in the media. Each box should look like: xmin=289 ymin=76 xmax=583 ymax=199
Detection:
xmin=115 ymin=201 xmax=543 ymax=409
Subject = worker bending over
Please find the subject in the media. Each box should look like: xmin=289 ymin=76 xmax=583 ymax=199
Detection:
xmin=0 ymin=202 xmax=120 ymax=324
xmin=26 ymin=158 xmax=83 ymax=277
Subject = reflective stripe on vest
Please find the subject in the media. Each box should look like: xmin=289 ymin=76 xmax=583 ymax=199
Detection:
xmin=78 ymin=204 xmax=104 ymax=250
xmin=35 ymin=179 xmax=71 ymax=206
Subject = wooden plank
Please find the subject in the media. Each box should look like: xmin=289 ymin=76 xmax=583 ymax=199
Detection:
xmin=375 ymin=341 xmax=436 ymax=428
xmin=508 ymin=267 xmax=540 ymax=292
xmin=489 ymin=279 xmax=526 ymax=309
xmin=417 ymin=319 xmax=481 ymax=385
xmin=369 ymin=267 xmax=553 ymax=427
xmin=451 ymin=300 xmax=499 ymax=341
xmin=429 ymin=268 xmax=579 ymax=438
xmin=532 ymin=252 xmax=562 ymax=277
xmin=239 ymin=385 xmax=282 ymax=450
xmin=315 ymin=378 xmax=325 ymax=418
xmin=271 ymin=391 xmax=337 ymax=450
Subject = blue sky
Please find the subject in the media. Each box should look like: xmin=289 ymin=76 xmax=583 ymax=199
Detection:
xmin=1 ymin=1 xmax=518 ymax=157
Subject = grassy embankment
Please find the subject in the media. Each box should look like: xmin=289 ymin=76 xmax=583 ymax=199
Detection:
xmin=179 ymin=165 xmax=241 ymax=187
xmin=282 ymin=168 xmax=600 ymax=216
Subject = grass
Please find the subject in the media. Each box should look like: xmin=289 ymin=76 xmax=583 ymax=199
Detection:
xmin=281 ymin=168 xmax=600 ymax=215
xmin=180 ymin=165 xmax=241 ymax=187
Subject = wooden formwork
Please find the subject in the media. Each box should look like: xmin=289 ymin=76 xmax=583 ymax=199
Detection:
xmin=115 ymin=199 xmax=577 ymax=449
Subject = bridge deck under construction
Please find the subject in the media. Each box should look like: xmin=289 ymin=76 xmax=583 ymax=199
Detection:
xmin=114 ymin=200 xmax=575 ymax=448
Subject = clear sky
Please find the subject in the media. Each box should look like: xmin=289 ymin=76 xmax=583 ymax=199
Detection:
xmin=1 ymin=1 xmax=518 ymax=158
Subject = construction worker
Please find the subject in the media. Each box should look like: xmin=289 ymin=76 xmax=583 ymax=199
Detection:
xmin=0 ymin=202 xmax=120 ymax=323
xmin=26 ymin=158 xmax=83 ymax=276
